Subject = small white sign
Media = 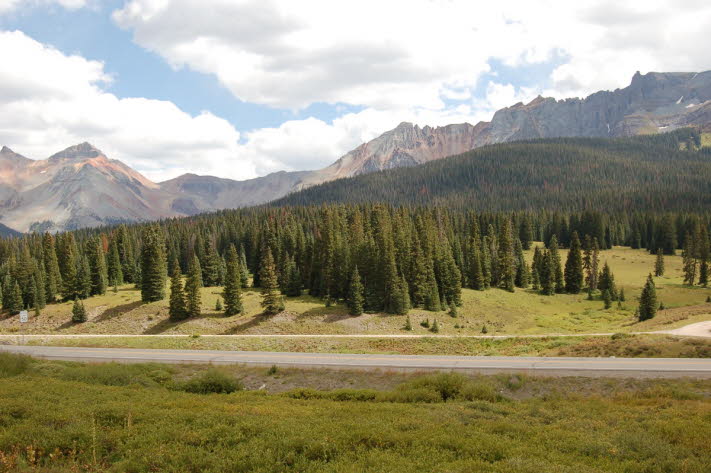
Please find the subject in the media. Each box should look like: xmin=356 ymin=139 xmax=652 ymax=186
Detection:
xmin=19 ymin=310 xmax=28 ymax=323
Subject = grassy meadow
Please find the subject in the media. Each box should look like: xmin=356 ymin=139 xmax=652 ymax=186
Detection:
xmin=1 ymin=245 xmax=709 ymax=338
xmin=1 ymin=352 xmax=710 ymax=473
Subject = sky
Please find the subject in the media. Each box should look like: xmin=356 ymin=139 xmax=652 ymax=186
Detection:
xmin=0 ymin=0 xmax=709 ymax=182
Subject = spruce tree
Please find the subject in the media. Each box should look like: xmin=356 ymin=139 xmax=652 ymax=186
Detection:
xmin=540 ymin=251 xmax=556 ymax=296
xmin=284 ymin=257 xmax=302 ymax=297
xmin=223 ymin=245 xmax=244 ymax=316
xmin=71 ymin=298 xmax=87 ymax=323
xmin=107 ymin=237 xmax=123 ymax=287
xmin=514 ymin=239 xmax=529 ymax=288
xmin=75 ymin=257 xmax=91 ymax=299
xmin=564 ymin=231 xmax=584 ymax=294
xmin=638 ymin=274 xmax=658 ymax=321
xmin=87 ymin=237 xmax=107 ymax=296
xmin=168 ymin=264 xmax=187 ymax=321
xmin=602 ymin=289 xmax=612 ymax=309
xmin=259 ymin=248 xmax=283 ymax=315
xmin=654 ymin=249 xmax=665 ymax=277
xmin=58 ymin=234 xmax=78 ymax=301
xmin=215 ymin=298 xmax=223 ymax=311
xmin=598 ymin=262 xmax=617 ymax=299
xmin=498 ymin=220 xmax=516 ymax=292
xmin=185 ymin=255 xmax=203 ymax=318
xmin=682 ymin=233 xmax=697 ymax=286
xmin=140 ymin=226 xmax=167 ymax=302
xmin=347 ymin=266 xmax=364 ymax=316
xmin=42 ymin=233 xmax=61 ymax=303
xmin=548 ymin=235 xmax=564 ymax=293
xmin=8 ymin=281 xmax=22 ymax=315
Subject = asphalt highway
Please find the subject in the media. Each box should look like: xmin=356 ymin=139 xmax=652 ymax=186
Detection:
xmin=2 ymin=345 xmax=710 ymax=378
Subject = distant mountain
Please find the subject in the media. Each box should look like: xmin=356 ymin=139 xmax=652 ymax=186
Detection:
xmin=1 ymin=70 xmax=710 ymax=232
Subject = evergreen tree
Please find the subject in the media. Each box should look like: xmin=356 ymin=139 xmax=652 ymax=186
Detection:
xmin=184 ymin=255 xmax=203 ymax=318
xmin=514 ymin=238 xmax=529 ymax=288
xmin=239 ymin=245 xmax=250 ymax=288
xmin=602 ymin=289 xmax=612 ymax=309
xmin=58 ymin=234 xmax=78 ymax=301
xmin=564 ymin=231 xmax=584 ymax=294
xmin=42 ymin=233 xmax=62 ymax=303
xmin=7 ymin=281 xmax=22 ymax=315
xmin=598 ymin=262 xmax=617 ymax=299
xmin=215 ymin=298 xmax=223 ymax=311
xmin=284 ymin=257 xmax=302 ymax=297
xmin=168 ymin=264 xmax=187 ymax=321
xmin=497 ymin=220 xmax=516 ymax=292
xmin=71 ymin=298 xmax=87 ymax=323
xmin=531 ymin=263 xmax=541 ymax=290
xmin=140 ymin=226 xmax=167 ymax=302
xmin=87 ymin=237 xmax=107 ymax=296
xmin=347 ymin=266 xmax=364 ymax=316
xmin=682 ymin=234 xmax=697 ymax=286
xmin=201 ymin=236 xmax=220 ymax=286
xmin=548 ymin=235 xmax=565 ymax=293
xmin=75 ymin=257 xmax=91 ymax=299
xmin=223 ymin=245 xmax=244 ymax=316
xmin=698 ymin=226 xmax=710 ymax=287
xmin=107 ymin=237 xmax=123 ymax=287
xmin=540 ymin=251 xmax=556 ymax=296
xmin=404 ymin=315 xmax=413 ymax=331
xmin=654 ymin=248 xmax=665 ymax=277
xmin=638 ymin=274 xmax=658 ymax=321
xmin=259 ymin=248 xmax=283 ymax=315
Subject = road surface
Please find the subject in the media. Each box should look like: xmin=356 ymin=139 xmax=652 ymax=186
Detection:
xmin=2 ymin=345 xmax=710 ymax=378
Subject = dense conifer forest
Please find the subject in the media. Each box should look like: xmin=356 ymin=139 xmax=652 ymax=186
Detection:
xmin=0 ymin=203 xmax=709 ymax=319
xmin=274 ymin=128 xmax=711 ymax=212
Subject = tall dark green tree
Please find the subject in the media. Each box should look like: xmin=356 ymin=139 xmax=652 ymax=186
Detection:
xmin=259 ymin=248 xmax=283 ymax=315
xmin=185 ymin=255 xmax=203 ymax=318
xmin=140 ymin=226 xmax=167 ymax=302
xmin=548 ymin=235 xmax=564 ymax=293
xmin=87 ymin=237 xmax=107 ymax=296
xmin=654 ymin=249 xmax=665 ymax=277
xmin=168 ymin=263 xmax=187 ymax=321
xmin=497 ymin=219 xmax=516 ymax=292
xmin=638 ymin=274 xmax=658 ymax=321
xmin=223 ymin=245 xmax=244 ymax=316
xmin=71 ymin=297 xmax=87 ymax=323
xmin=564 ymin=231 xmax=584 ymax=294
xmin=598 ymin=262 xmax=617 ymax=299
xmin=347 ymin=266 xmax=364 ymax=316
xmin=42 ymin=233 xmax=62 ymax=303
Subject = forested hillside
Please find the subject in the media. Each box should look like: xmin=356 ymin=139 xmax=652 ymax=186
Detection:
xmin=274 ymin=129 xmax=711 ymax=212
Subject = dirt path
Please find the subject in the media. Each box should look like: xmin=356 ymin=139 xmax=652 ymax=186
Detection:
xmin=654 ymin=321 xmax=711 ymax=338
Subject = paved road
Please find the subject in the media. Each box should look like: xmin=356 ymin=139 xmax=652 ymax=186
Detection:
xmin=2 ymin=345 xmax=711 ymax=378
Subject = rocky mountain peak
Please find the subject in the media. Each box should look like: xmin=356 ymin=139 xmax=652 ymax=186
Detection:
xmin=49 ymin=142 xmax=103 ymax=160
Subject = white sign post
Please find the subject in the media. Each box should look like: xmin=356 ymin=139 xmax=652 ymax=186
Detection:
xmin=19 ymin=310 xmax=28 ymax=345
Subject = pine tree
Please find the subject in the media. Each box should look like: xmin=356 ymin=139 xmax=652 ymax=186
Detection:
xmin=259 ymin=248 xmax=283 ymax=315
xmin=58 ymin=234 xmax=78 ymax=301
xmin=514 ymin=238 xmax=529 ymax=288
xmin=75 ymin=257 xmax=91 ymax=299
xmin=638 ymin=274 xmax=658 ymax=321
xmin=215 ymin=298 xmax=223 ymax=311
xmin=404 ymin=315 xmax=413 ymax=331
xmin=107 ymin=237 xmax=123 ymax=287
xmin=548 ymin=235 xmax=564 ymax=293
xmin=7 ymin=281 xmax=22 ymax=315
xmin=698 ymin=226 xmax=710 ymax=287
xmin=598 ymin=262 xmax=617 ymax=299
xmin=185 ymin=255 xmax=203 ymax=318
xmin=347 ymin=266 xmax=364 ymax=316
xmin=602 ymin=289 xmax=612 ymax=309
xmin=564 ymin=231 xmax=584 ymax=294
xmin=87 ymin=237 xmax=107 ymax=296
xmin=71 ymin=298 xmax=87 ymax=323
xmin=239 ymin=245 xmax=250 ymax=288
xmin=140 ymin=226 xmax=167 ymax=302
xmin=201 ymin=236 xmax=220 ymax=287
xmin=540 ymin=251 xmax=556 ymax=296
xmin=498 ymin=219 xmax=516 ymax=292
xmin=654 ymin=248 xmax=665 ymax=277
xmin=168 ymin=264 xmax=187 ymax=321
xmin=682 ymin=234 xmax=697 ymax=286
xmin=531 ymin=263 xmax=541 ymax=290
xmin=468 ymin=240 xmax=484 ymax=290
xmin=223 ymin=245 xmax=243 ymax=316
xmin=284 ymin=257 xmax=302 ymax=297
xmin=42 ymin=233 xmax=61 ymax=303
xmin=430 ymin=318 xmax=440 ymax=333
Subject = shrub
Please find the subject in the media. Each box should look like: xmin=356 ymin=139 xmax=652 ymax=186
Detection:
xmin=61 ymin=362 xmax=169 ymax=387
xmin=0 ymin=352 xmax=32 ymax=377
xmin=178 ymin=368 xmax=242 ymax=394
xmin=460 ymin=382 xmax=500 ymax=402
xmin=399 ymin=373 xmax=466 ymax=401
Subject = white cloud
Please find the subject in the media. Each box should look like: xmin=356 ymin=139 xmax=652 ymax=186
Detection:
xmin=0 ymin=0 xmax=88 ymax=13
xmin=113 ymin=0 xmax=711 ymax=110
xmin=0 ymin=30 xmax=249 ymax=181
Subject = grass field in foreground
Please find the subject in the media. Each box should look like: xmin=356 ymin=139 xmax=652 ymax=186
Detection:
xmin=1 ymin=246 xmax=710 ymax=336
xmin=9 ymin=333 xmax=711 ymax=358
xmin=1 ymin=353 xmax=710 ymax=472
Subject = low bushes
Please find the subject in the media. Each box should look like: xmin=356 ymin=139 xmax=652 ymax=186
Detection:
xmin=176 ymin=368 xmax=243 ymax=394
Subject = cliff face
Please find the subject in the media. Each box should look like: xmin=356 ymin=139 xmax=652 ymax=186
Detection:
xmin=488 ymin=71 xmax=711 ymax=140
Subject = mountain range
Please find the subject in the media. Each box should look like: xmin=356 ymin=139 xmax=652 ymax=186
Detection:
xmin=1 ymin=70 xmax=710 ymax=233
